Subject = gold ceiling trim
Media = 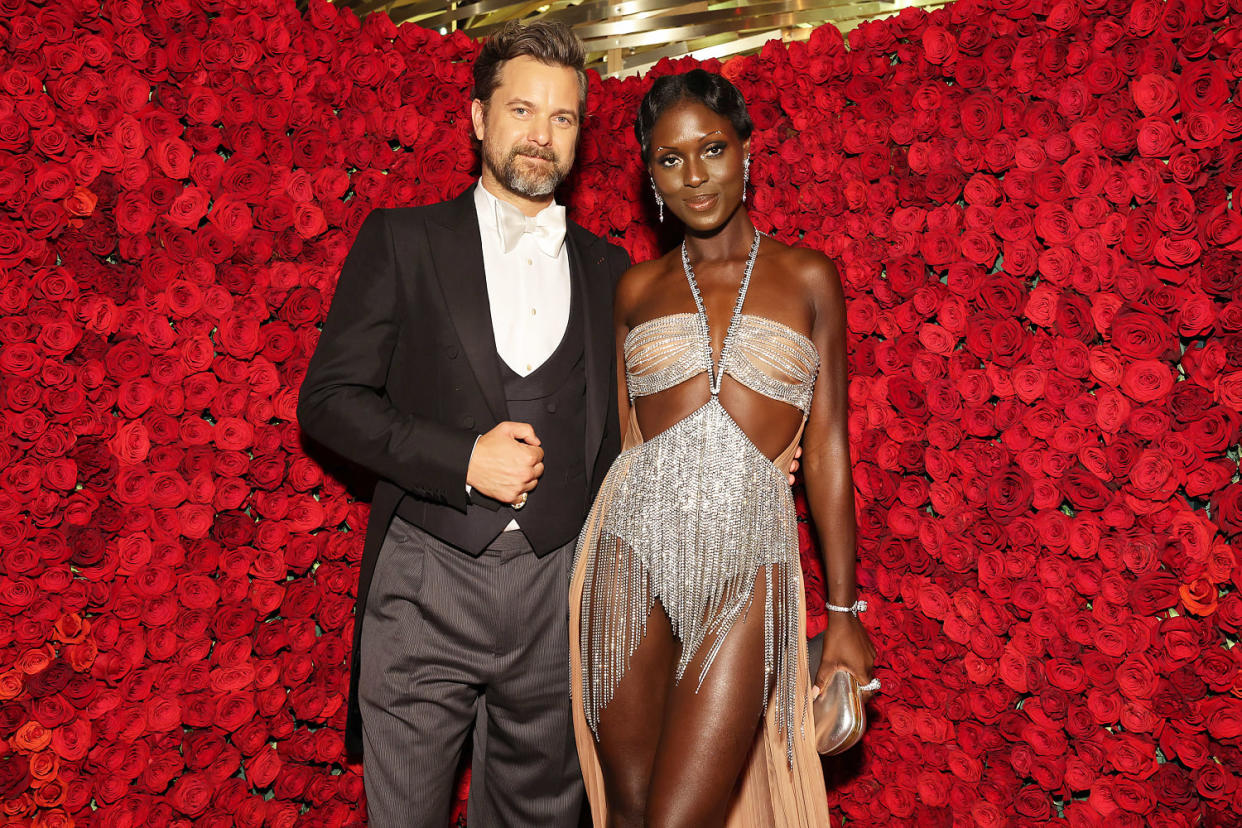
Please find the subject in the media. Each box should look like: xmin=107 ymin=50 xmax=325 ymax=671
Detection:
xmin=330 ymin=0 xmax=952 ymax=77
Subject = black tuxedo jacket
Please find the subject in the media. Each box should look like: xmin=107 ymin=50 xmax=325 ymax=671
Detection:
xmin=297 ymin=185 xmax=630 ymax=755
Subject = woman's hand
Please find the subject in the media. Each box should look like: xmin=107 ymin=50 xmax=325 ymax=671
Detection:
xmin=812 ymin=611 xmax=876 ymax=700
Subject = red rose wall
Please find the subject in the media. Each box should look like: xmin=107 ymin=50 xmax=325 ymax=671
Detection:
xmin=3 ymin=0 xmax=1242 ymax=823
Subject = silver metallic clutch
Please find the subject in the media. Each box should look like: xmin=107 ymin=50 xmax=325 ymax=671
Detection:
xmin=813 ymin=670 xmax=867 ymax=755
xmin=808 ymin=631 xmax=881 ymax=755
xmin=813 ymin=669 xmax=881 ymax=755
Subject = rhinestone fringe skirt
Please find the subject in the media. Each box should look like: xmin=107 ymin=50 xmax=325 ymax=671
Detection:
xmin=575 ymin=397 xmax=803 ymax=764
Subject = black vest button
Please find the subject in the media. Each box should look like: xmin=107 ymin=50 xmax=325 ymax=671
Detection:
xmin=461 ymin=415 xmax=474 ymax=428
xmin=546 ymin=402 xmax=557 ymax=413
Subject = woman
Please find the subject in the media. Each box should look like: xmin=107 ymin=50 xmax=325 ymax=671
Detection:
xmin=569 ymin=70 xmax=876 ymax=826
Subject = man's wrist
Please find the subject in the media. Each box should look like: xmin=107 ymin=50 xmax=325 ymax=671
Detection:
xmin=465 ymin=434 xmax=481 ymax=495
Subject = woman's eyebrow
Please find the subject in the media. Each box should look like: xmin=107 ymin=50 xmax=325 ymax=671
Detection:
xmin=654 ymin=131 xmax=725 ymax=152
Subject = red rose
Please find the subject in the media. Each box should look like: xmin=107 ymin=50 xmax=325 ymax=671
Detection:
xmin=1151 ymin=183 xmax=1196 ymax=234
xmin=1215 ymin=369 xmax=1242 ymax=411
xmin=216 ymin=313 xmax=261 ymax=359
xmin=203 ymin=196 xmax=251 ymax=243
xmin=1130 ymin=73 xmax=1178 ymax=115
xmin=1126 ymin=449 xmax=1180 ymax=500
xmin=0 ymin=753 xmax=31 ymax=798
xmin=1126 ymin=0 xmax=1163 ymax=34
xmin=48 ymin=716 xmax=90 ymax=761
xmin=1173 ymin=295 xmax=1216 ymax=338
xmin=1193 ymin=763 xmax=1233 ymax=802
xmin=1183 ymin=110 xmax=1224 ymax=149
xmin=921 ymin=26 xmax=956 ymax=64
xmin=1200 ymin=696 xmax=1242 ymax=743
xmin=1060 ymin=467 xmax=1113 ymax=511
xmin=166 ymin=186 xmax=208 ymax=229
xmin=1044 ymin=658 xmax=1090 ymax=697
xmin=983 ymin=468 xmax=1033 ymax=524
xmin=1178 ymin=60 xmax=1230 ymax=112
xmin=1105 ymin=733 xmax=1159 ymax=779
xmin=1114 ymin=778 xmax=1157 ymax=814
xmin=1120 ymin=360 xmax=1175 ymax=403
xmin=1205 ymin=243 xmax=1239 ymax=301
xmin=1135 ymin=115 xmax=1179 ymax=157
xmin=1116 ymin=654 xmax=1159 ymax=701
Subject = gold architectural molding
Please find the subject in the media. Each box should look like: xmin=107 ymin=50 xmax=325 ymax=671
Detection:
xmin=329 ymin=0 xmax=952 ymax=77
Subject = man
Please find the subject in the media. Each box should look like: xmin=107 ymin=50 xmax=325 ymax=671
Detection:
xmin=297 ymin=21 xmax=629 ymax=827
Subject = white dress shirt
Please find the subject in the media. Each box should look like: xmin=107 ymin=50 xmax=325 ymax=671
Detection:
xmin=474 ymin=184 xmax=571 ymax=376
xmin=468 ymin=184 xmax=572 ymax=525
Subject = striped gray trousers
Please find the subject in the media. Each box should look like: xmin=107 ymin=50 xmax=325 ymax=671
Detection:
xmin=359 ymin=515 xmax=583 ymax=827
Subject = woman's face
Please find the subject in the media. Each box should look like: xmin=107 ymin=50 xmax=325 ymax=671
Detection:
xmin=648 ymin=99 xmax=749 ymax=231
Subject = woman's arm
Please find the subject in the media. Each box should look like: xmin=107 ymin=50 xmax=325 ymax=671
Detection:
xmin=614 ymin=289 xmax=633 ymax=445
xmin=612 ymin=259 xmax=658 ymax=446
xmin=796 ymin=249 xmax=876 ymax=695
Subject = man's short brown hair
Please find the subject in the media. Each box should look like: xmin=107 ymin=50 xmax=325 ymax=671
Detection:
xmin=473 ymin=20 xmax=588 ymax=117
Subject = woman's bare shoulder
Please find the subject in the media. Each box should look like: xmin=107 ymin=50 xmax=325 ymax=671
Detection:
xmin=615 ymin=249 xmax=678 ymax=322
xmin=762 ymin=237 xmax=843 ymax=307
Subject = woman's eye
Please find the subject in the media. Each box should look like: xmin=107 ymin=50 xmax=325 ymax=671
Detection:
xmin=704 ymin=144 xmax=725 ymax=157
xmin=658 ymin=155 xmax=679 ymax=167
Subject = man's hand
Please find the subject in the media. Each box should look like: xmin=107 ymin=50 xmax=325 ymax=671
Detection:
xmin=466 ymin=421 xmax=544 ymax=504
xmin=787 ymin=445 xmax=802 ymax=486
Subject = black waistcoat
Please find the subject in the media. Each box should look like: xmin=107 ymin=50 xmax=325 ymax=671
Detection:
xmin=498 ymin=292 xmax=588 ymax=554
xmin=397 ymin=280 xmax=587 ymax=556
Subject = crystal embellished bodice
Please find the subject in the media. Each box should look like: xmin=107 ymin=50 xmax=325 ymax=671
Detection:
xmin=624 ymin=312 xmax=819 ymax=414
xmin=576 ymin=231 xmax=820 ymax=766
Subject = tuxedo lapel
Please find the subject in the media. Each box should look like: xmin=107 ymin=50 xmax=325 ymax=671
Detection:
xmin=427 ymin=187 xmax=509 ymax=424
xmin=566 ymin=223 xmax=611 ymax=477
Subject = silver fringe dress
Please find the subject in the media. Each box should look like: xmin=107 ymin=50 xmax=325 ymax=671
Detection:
xmin=575 ymin=233 xmax=820 ymax=764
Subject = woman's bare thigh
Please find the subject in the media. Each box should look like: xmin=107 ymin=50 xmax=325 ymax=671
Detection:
xmin=595 ymin=599 xmax=677 ymax=824
xmin=644 ymin=573 xmax=775 ymax=827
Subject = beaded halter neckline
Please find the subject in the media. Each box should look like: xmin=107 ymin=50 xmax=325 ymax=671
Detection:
xmin=680 ymin=226 xmax=762 ymax=397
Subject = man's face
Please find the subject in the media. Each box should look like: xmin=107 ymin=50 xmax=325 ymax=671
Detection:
xmin=472 ymin=55 xmax=581 ymax=199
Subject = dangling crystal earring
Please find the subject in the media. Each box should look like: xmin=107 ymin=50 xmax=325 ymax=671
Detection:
xmin=743 ymin=155 xmax=750 ymax=202
xmin=651 ymin=175 xmax=664 ymax=222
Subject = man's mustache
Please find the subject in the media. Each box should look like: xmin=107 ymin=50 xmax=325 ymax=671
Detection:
xmin=511 ymin=146 xmax=558 ymax=163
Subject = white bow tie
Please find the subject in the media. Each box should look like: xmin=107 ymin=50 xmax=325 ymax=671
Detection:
xmin=495 ymin=199 xmax=567 ymax=257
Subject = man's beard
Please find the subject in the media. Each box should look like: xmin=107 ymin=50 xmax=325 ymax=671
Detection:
xmin=484 ymin=141 xmax=569 ymax=198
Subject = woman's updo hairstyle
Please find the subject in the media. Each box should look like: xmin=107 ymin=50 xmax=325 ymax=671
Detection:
xmin=635 ymin=69 xmax=754 ymax=164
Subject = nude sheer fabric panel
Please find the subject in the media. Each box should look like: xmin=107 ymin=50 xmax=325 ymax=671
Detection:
xmin=621 ymin=407 xmax=643 ymax=452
